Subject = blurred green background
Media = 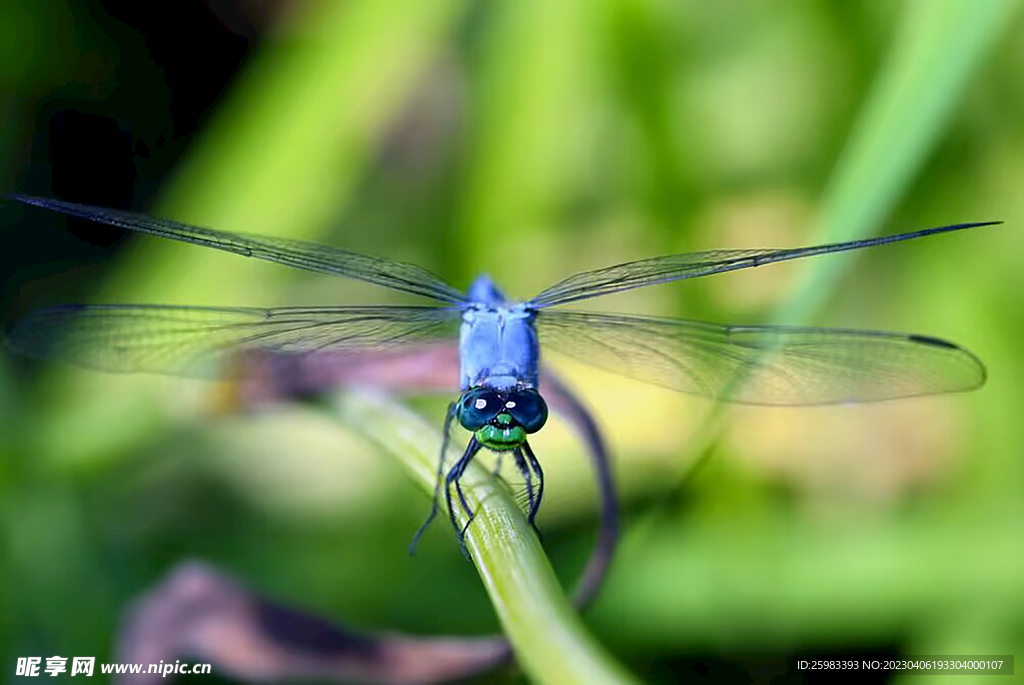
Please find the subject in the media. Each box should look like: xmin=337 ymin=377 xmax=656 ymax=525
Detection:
xmin=2 ymin=0 xmax=1024 ymax=682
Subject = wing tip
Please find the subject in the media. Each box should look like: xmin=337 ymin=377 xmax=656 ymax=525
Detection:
xmin=906 ymin=333 xmax=959 ymax=350
xmin=2 ymin=193 xmax=51 ymax=207
xmin=906 ymin=333 xmax=987 ymax=386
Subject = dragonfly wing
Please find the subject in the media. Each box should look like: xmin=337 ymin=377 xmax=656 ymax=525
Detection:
xmin=5 ymin=195 xmax=467 ymax=304
xmin=529 ymin=222 xmax=999 ymax=307
xmin=535 ymin=310 xmax=985 ymax=405
xmin=6 ymin=304 xmax=461 ymax=378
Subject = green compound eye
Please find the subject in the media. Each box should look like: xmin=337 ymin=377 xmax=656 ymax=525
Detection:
xmin=457 ymin=388 xmax=502 ymax=431
xmin=504 ymin=388 xmax=548 ymax=434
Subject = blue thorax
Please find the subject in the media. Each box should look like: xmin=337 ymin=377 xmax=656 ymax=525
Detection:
xmin=459 ymin=275 xmax=539 ymax=391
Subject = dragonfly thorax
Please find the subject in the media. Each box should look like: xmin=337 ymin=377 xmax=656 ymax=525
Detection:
xmin=458 ymin=290 xmax=539 ymax=391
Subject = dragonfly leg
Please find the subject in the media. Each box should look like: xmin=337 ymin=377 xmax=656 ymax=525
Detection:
xmin=522 ymin=440 xmax=544 ymax=533
xmin=454 ymin=456 xmax=476 ymax=547
xmin=445 ymin=437 xmax=481 ymax=560
xmin=511 ymin=448 xmax=535 ymax=522
xmin=408 ymin=402 xmax=457 ymax=555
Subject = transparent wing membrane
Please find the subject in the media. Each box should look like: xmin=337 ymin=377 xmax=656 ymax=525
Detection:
xmin=5 ymin=195 xmax=991 ymax=404
xmin=536 ymin=311 xmax=986 ymax=405
xmin=5 ymin=195 xmax=467 ymax=304
xmin=529 ymin=222 xmax=999 ymax=308
xmin=6 ymin=304 xmax=461 ymax=378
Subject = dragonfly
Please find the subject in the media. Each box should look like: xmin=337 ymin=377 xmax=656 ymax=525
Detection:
xmin=3 ymin=194 xmax=995 ymax=555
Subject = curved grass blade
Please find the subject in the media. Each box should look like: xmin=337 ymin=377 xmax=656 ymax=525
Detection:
xmin=4 ymin=195 xmax=468 ymax=304
xmin=536 ymin=310 xmax=985 ymax=405
xmin=334 ymin=390 xmax=640 ymax=685
xmin=528 ymin=222 xmax=999 ymax=308
xmin=6 ymin=304 xmax=460 ymax=378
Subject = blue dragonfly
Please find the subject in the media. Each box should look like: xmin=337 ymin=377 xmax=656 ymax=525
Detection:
xmin=4 ymin=195 xmax=994 ymax=554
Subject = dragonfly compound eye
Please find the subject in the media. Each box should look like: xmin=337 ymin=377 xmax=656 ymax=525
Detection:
xmin=504 ymin=388 xmax=548 ymax=434
xmin=457 ymin=388 xmax=502 ymax=431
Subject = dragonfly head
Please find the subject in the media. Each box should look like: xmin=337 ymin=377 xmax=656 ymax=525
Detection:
xmin=456 ymin=387 xmax=548 ymax=451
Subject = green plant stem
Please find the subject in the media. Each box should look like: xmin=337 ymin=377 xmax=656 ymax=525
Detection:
xmin=332 ymin=389 xmax=640 ymax=685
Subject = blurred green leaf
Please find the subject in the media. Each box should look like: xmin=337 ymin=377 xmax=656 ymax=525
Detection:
xmin=779 ymin=0 xmax=1020 ymax=322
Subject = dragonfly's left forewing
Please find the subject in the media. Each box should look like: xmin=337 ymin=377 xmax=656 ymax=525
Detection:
xmin=528 ymin=222 xmax=998 ymax=308
xmin=535 ymin=311 xmax=985 ymax=405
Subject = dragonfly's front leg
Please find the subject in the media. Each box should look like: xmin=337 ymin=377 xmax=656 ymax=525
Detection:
xmin=445 ymin=437 xmax=482 ymax=560
xmin=512 ymin=445 xmax=542 ymax=539
xmin=511 ymin=448 xmax=536 ymax=524
xmin=408 ymin=401 xmax=458 ymax=555
xmin=522 ymin=440 xmax=544 ymax=531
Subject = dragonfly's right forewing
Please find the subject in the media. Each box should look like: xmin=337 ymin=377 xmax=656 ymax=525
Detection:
xmin=6 ymin=304 xmax=462 ymax=378
xmin=5 ymin=195 xmax=468 ymax=304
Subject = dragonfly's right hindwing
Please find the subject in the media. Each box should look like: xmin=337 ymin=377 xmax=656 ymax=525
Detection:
xmin=7 ymin=304 xmax=461 ymax=378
